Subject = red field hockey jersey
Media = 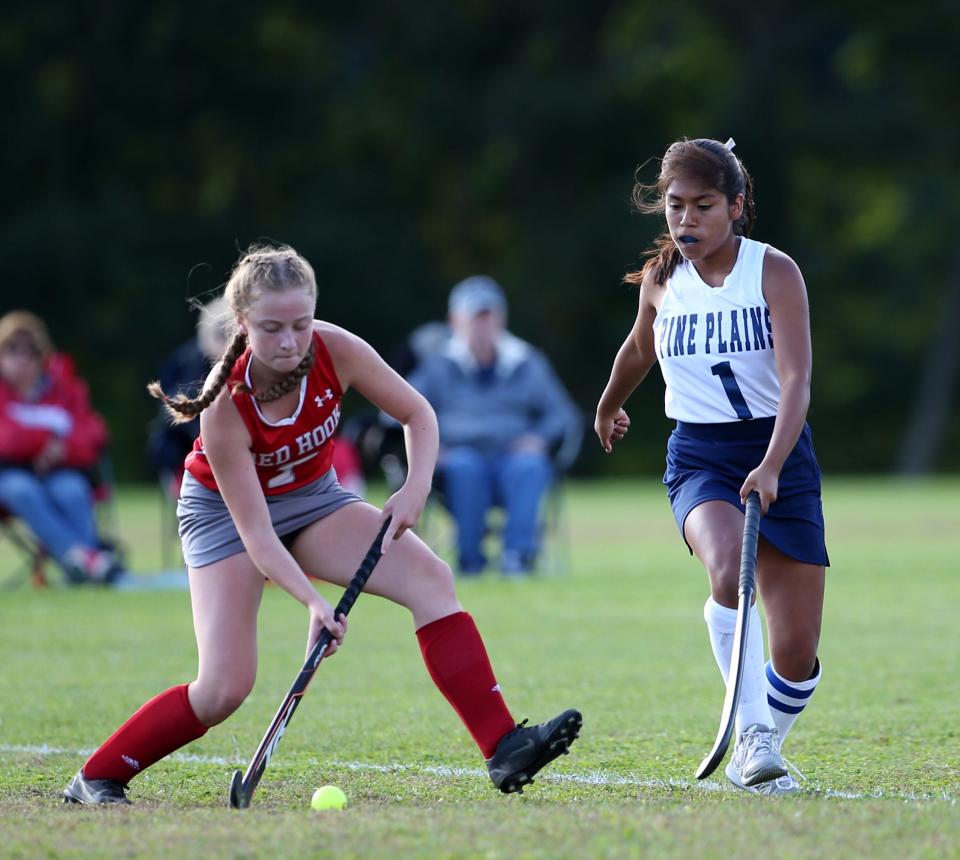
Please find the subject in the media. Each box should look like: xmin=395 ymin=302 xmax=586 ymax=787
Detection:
xmin=185 ymin=330 xmax=343 ymax=496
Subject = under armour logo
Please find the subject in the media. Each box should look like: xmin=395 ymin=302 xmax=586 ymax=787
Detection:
xmin=314 ymin=389 xmax=334 ymax=407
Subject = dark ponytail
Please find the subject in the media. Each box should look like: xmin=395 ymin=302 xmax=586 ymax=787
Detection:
xmin=625 ymin=138 xmax=757 ymax=287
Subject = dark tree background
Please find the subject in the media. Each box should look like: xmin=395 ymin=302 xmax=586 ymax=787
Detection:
xmin=2 ymin=1 xmax=958 ymax=479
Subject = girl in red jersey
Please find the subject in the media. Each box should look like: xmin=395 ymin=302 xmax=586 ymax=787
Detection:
xmin=65 ymin=244 xmax=580 ymax=805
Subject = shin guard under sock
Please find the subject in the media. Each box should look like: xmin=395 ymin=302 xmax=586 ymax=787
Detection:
xmin=82 ymin=684 xmax=208 ymax=783
xmin=766 ymin=658 xmax=822 ymax=743
xmin=416 ymin=611 xmax=516 ymax=758
xmin=703 ymin=597 xmax=775 ymax=735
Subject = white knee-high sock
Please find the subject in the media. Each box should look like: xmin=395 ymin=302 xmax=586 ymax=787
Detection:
xmin=766 ymin=659 xmax=822 ymax=744
xmin=703 ymin=597 xmax=776 ymax=735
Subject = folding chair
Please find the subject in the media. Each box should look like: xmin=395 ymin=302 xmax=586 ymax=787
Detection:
xmin=533 ymin=411 xmax=584 ymax=575
xmin=0 ymin=456 xmax=122 ymax=589
xmin=349 ymin=408 xmax=583 ymax=575
xmin=147 ymin=407 xmax=196 ymax=570
xmin=0 ymin=507 xmax=49 ymax=588
xmin=157 ymin=466 xmax=184 ymax=570
xmin=428 ymin=414 xmax=583 ymax=575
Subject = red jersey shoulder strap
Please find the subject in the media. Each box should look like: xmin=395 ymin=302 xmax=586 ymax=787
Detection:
xmin=310 ymin=328 xmax=343 ymax=398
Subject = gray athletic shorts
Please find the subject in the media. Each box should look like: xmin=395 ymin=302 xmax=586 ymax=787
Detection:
xmin=177 ymin=468 xmax=362 ymax=568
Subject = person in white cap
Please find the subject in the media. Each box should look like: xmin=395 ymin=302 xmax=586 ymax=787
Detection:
xmin=408 ymin=276 xmax=580 ymax=575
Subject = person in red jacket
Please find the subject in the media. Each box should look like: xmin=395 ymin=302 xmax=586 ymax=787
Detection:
xmin=0 ymin=311 xmax=122 ymax=584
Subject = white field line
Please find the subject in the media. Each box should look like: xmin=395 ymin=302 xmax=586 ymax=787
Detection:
xmin=1 ymin=744 xmax=954 ymax=804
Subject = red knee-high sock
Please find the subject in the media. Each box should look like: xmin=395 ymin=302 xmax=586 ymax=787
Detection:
xmin=416 ymin=611 xmax=516 ymax=758
xmin=82 ymin=684 xmax=208 ymax=783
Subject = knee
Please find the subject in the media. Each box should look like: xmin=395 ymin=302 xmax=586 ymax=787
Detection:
xmin=193 ymin=672 xmax=256 ymax=726
xmin=423 ymin=554 xmax=457 ymax=597
xmin=769 ymin=633 xmax=820 ymax=681
xmin=0 ymin=470 xmax=43 ymax=507
xmin=703 ymin=552 xmax=741 ymax=602
xmin=440 ymin=447 xmax=487 ymax=480
xmin=408 ymin=554 xmax=458 ymax=610
xmin=505 ymin=450 xmax=552 ymax=481
xmin=48 ymin=471 xmax=93 ymax=508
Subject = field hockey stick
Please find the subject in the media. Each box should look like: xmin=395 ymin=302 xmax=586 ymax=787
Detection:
xmin=229 ymin=517 xmax=391 ymax=809
xmin=695 ymin=491 xmax=761 ymax=781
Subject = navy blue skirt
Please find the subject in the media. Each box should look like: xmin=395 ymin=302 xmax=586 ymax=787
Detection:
xmin=663 ymin=416 xmax=829 ymax=567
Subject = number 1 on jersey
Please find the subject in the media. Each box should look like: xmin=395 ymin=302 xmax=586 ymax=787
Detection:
xmin=711 ymin=362 xmax=753 ymax=420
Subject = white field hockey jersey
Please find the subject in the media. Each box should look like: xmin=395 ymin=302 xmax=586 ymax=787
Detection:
xmin=653 ymin=237 xmax=779 ymax=423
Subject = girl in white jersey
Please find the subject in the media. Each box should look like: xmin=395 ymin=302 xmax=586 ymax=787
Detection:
xmin=596 ymin=139 xmax=827 ymax=796
xmin=63 ymin=244 xmax=580 ymax=805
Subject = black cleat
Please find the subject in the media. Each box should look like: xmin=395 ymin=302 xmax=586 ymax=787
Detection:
xmin=63 ymin=769 xmax=131 ymax=805
xmin=486 ymin=708 xmax=582 ymax=794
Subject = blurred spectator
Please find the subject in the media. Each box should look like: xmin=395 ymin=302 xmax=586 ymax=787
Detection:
xmin=389 ymin=320 xmax=452 ymax=378
xmin=330 ymin=430 xmax=367 ymax=497
xmin=0 ymin=311 xmax=122 ymax=584
xmin=408 ymin=276 xmax=580 ymax=576
xmin=147 ymin=297 xmax=229 ymax=497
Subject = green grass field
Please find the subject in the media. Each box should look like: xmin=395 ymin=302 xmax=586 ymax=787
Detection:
xmin=1 ymin=478 xmax=958 ymax=859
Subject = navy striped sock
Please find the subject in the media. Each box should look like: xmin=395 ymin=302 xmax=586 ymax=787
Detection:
xmin=766 ymin=658 xmax=822 ymax=742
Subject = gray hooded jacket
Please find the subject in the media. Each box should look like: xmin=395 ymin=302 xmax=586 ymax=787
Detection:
xmin=407 ymin=331 xmax=580 ymax=461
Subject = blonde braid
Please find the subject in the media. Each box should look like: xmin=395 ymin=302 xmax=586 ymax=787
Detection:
xmin=249 ymin=341 xmax=316 ymax=403
xmin=148 ymin=330 xmax=248 ymax=424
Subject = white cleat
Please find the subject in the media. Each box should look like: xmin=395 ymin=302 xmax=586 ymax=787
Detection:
xmin=727 ymin=752 xmax=805 ymax=796
xmin=727 ymin=763 xmax=803 ymax=796
xmin=727 ymin=723 xmax=787 ymax=787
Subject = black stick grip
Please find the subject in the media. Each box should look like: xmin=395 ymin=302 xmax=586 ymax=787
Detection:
xmin=739 ymin=492 xmax=761 ymax=596
xmin=304 ymin=517 xmax=391 ymax=668
xmin=332 ymin=517 xmax=391 ymax=619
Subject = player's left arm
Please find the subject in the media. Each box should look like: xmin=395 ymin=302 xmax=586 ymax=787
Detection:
xmin=741 ymin=249 xmax=812 ymax=512
xmin=318 ymin=322 xmax=438 ymax=545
